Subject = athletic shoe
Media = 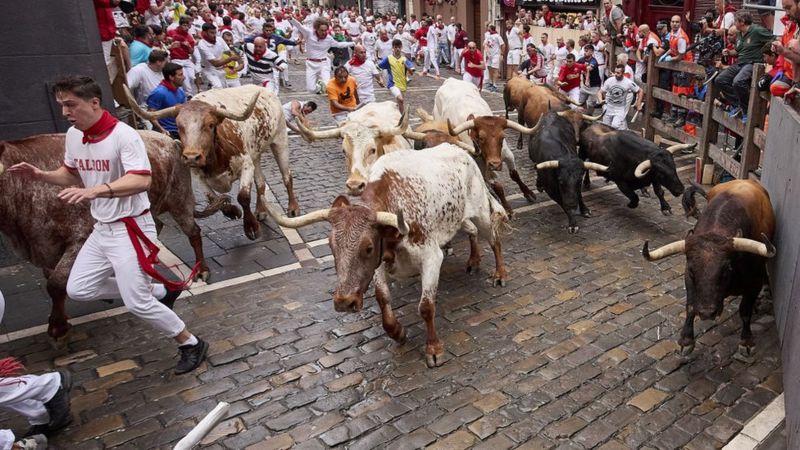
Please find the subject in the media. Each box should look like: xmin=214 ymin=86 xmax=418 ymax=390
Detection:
xmin=159 ymin=288 xmax=182 ymax=310
xmin=22 ymin=424 xmax=49 ymax=438
xmin=672 ymin=117 xmax=685 ymax=128
xmin=175 ymin=339 xmax=208 ymax=374
xmin=44 ymin=371 xmax=73 ymax=433
xmin=14 ymin=434 xmax=47 ymax=450
xmin=741 ymin=113 xmax=748 ymax=124
xmin=727 ymin=106 xmax=742 ymax=118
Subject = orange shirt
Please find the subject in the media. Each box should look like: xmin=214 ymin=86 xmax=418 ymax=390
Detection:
xmin=668 ymin=29 xmax=693 ymax=62
xmin=327 ymin=77 xmax=359 ymax=114
xmin=780 ymin=17 xmax=798 ymax=81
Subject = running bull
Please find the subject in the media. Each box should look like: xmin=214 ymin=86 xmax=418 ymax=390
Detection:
xmin=579 ymin=123 xmax=695 ymax=214
xmin=266 ymin=144 xmax=510 ymax=367
xmin=643 ymin=179 xmax=776 ymax=356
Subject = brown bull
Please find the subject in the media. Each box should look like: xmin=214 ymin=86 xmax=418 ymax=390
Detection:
xmin=643 ymin=180 xmax=776 ymax=356
xmin=515 ymin=83 xmax=592 ymax=149
xmin=0 ymin=132 xmax=217 ymax=345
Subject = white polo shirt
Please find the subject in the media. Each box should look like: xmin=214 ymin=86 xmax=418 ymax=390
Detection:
xmin=345 ymin=59 xmax=380 ymax=103
xmin=63 ymin=121 xmax=151 ymax=223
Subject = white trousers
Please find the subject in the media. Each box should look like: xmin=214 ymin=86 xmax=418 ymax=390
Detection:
xmin=423 ymin=46 xmax=439 ymax=74
xmin=279 ymin=50 xmax=290 ymax=82
xmin=565 ymin=87 xmax=581 ymax=108
xmin=305 ymin=59 xmax=331 ymax=93
xmin=173 ymin=58 xmax=197 ymax=96
xmin=602 ymin=105 xmax=628 ymax=130
xmin=463 ymin=72 xmax=482 ymax=88
xmin=0 ymin=372 xmax=60 ymax=431
xmin=66 ymin=214 xmax=185 ymax=337
xmin=224 ymin=77 xmax=241 ymax=88
xmin=202 ymin=68 xmax=224 ymax=89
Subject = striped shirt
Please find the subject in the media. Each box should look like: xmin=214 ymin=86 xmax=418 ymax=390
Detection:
xmin=244 ymin=43 xmax=287 ymax=85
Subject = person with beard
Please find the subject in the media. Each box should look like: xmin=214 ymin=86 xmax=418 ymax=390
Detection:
xmin=166 ymin=15 xmax=198 ymax=96
xmin=327 ymin=66 xmax=361 ymax=124
xmin=290 ymin=15 xmax=355 ymax=94
xmin=772 ymin=0 xmax=800 ymax=95
xmin=346 ymin=45 xmax=384 ymax=104
xmin=461 ymin=41 xmax=486 ymax=89
xmin=598 ymin=63 xmax=644 ymax=130
xmin=197 ymin=23 xmax=239 ymax=89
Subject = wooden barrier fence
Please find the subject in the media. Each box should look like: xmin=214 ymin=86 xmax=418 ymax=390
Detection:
xmin=643 ymin=58 xmax=769 ymax=180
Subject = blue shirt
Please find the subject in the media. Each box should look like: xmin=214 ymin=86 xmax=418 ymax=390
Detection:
xmin=130 ymin=40 xmax=153 ymax=66
xmin=378 ymin=55 xmax=415 ymax=90
xmin=147 ymin=84 xmax=186 ymax=133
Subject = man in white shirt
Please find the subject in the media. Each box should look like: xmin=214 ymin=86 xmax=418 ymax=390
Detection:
xmin=423 ymin=18 xmax=441 ymax=77
xmin=345 ymin=13 xmax=363 ymax=40
xmin=539 ymin=33 xmax=556 ymax=83
xmin=127 ymin=49 xmax=167 ymax=108
xmin=8 ymin=76 xmax=207 ymax=374
xmin=598 ymin=64 xmax=644 ymax=130
xmin=505 ymin=20 xmax=523 ymax=80
xmin=231 ymin=12 xmax=248 ymax=43
xmin=553 ymin=36 xmax=569 ymax=84
xmin=197 ymin=23 xmax=239 ymax=89
xmin=446 ymin=17 xmax=457 ymax=70
xmin=591 ymin=31 xmax=607 ymax=82
xmin=247 ymin=9 xmax=266 ymax=32
xmin=434 ymin=17 xmax=449 ymax=66
xmin=376 ymin=30 xmax=394 ymax=61
xmin=360 ymin=23 xmax=379 ymax=61
xmin=282 ymin=100 xmax=317 ymax=133
xmin=483 ymin=24 xmax=504 ymax=91
xmin=397 ymin=24 xmax=415 ymax=60
xmin=144 ymin=0 xmax=165 ymax=27
xmin=345 ymin=45 xmax=385 ymax=104
xmin=290 ymin=15 xmax=355 ymax=93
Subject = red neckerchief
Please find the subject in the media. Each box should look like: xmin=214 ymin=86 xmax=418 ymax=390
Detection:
xmin=160 ymin=79 xmax=178 ymax=92
xmin=82 ymin=111 xmax=119 ymax=144
xmin=522 ymin=32 xmax=531 ymax=40
xmin=488 ymin=30 xmax=497 ymax=35
xmin=348 ymin=56 xmax=365 ymax=66
xmin=135 ymin=37 xmax=151 ymax=47
xmin=121 ymin=217 xmax=199 ymax=291
xmin=380 ymin=35 xmax=389 ymax=42
xmin=558 ymin=43 xmax=565 ymax=48
xmin=202 ymin=31 xmax=216 ymax=45
xmin=254 ymin=47 xmax=266 ymax=60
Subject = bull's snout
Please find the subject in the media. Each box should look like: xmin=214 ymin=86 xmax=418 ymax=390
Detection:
xmin=697 ymin=306 xmax=720 ymax=321
xmin=334 ymin=293 xmax=363 ymax=313
xmin=182 ymin=152 xmax=205 ymax=166
xmin=487 ymin=160 xmax=503 ymax=171
xmin=346 ymin=179 xmax=367 ymax=195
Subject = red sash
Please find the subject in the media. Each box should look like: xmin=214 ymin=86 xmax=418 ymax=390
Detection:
xmin=121 ymin=215 xmax=199 ymax=291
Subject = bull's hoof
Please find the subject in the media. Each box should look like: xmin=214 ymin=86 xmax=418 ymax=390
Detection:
xmin=679 ymin=341 xmax=695 ymax=356
xmin=48 ymin=328 xmax=73 ymax=350
xmin=516 ymin=141 xmax=523 ymax=150
xmin=568 ymin=225 xmax=579 ymax=234
xmin=287 ymin=203 xmax=301 ymax=218
xmin=737 ymin=343 xmax=755 ymax=357
xmin=443 ymin=246 xmax=455 ymax=257
xmin=244 ymin=224 xmax=261 ymax=241
xmin=466 ymin=261 xmax=480 ymax=274
xmin=583 ymin=182 xmax=591 ymax=190
xmin=627 ymin=201 xmax=639 ymax=209
xmin=523 ymin=192 xmax=536 ymax=203
xmin=581 ymin=210 xmax=592 ymax=218
xmin=662 ymin=208 xmax=673 ymax=216
xmin=221 ymin=204 xmax=242 ymax=220
xmin=392 ymin=326 xmax=407 ymax=344
xmin=504 ymin=208 xmax=515 ymax=218
xmin=491 ymin=274 xmax=507 ymax=287
xmin=640 ymin=188 xmax=651 ymax=198
xmin=195 ymin=270 xmax=210 ymax=283
xmin=425 ymin=345 xmax=446 ymax=368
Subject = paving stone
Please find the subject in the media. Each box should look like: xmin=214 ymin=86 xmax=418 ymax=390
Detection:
xmin=180 ymin=378 xmax=237 ymax=402
xmin=266 ymin=408 xmax=313 ymax=432
xmin=597 ymin=347 xmax=629 ymax=368
xmin=651 ymin=426 xmax=692 ymax=450
xmin=386 ymin=428 xmax=437 ymax=450
xmin=82 ymin=371 xmax=134 ymax=393
xmin=246 ymin=433 xmax=294 ymax=450
xmin=101 ymin=418 xmax=162 ymax=447
xmin=628 ymin=388 xmax=669 ymax=412
xmin=713 ymin=383 xmax=746 ymax=407
xmin=325 ymin=372 xmax=364 ymax=392
xmin=201 ymin=417 xmax=246 ymax=445
xmin=208 ymin=344 xmax=259 ymax=366
xmin=96 ymin=359 xmax=139 ymax=377
xmin=426 ymin=430 xmax=476 ymax=450
xmin=705 ymin=415 xmax=742 ymax=442
xmin=644 ymin=341 xmax=679 ymax=360
xmin=428 ymin=405 xmax=483 ymax=435
xmin=54 ymin=350 xmax=98 ymax=367
xmin=473 ymin=392 xmax=509 ymax=414
xmin=232 ymin=328 xmax=277 ymax=347
xmin=144 ymin=376 xmax=201 ymax=401
xmin=66 ymin=414 xmax=125 ymax=444
xmin=348 ymin=424 xmax=401 ymax=450
xmin=394 ymin=404 xmax=446 ymax=434
xmin=289 ymin=412 xmax=345 ymax=442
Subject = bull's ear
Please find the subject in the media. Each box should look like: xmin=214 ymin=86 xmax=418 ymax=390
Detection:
xmin=735 ymin=229 xmax=743 ymax=238
xmin=685 ymin=229 xmax=694 ymax=237
xmin=332 ymin=195 xmax=351 ymax=208
xmin=467 ymin=113 xmax=475 ymax=121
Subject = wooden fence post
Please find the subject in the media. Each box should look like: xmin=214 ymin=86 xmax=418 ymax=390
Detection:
xmin=739 ymin=63 xmax=767 ymax=179
xmin=644 ymin=55 xmax=657 ymax=141
xmin=699 ymin=72 xmax=719 ymax=167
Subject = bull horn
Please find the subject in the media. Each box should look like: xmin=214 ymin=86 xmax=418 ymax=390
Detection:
xmin=453 ymin=140 xmax=477 ymax=155
xmin=213 ymin=91 xmax=260 ymax=121
xmin=584 ymin=161 xmax=609 ymax=172
xmin=376 ymin=210 xmax=409 ymax=235
xmin=402 ymin=130 xmax=429 ymax=141
xmin=642 ymin=240 xmax=685 ymax=261
xmin=295 ymin=119 xmax=342 ymax=142
xmin=732 ymin=235 xmax=776 ymax=258
xmin=0 ymin=161 xmax=5 ymax=176
xmin=666 ymin=142 xmax=697 ymax=154
xmin=536 ymin=160 xmax=559 ymax=170
xmin=377 ymin=107 xmax=409 ymax=136
xmin=582 ymin=112 xmax=604 ymax=121
xmin=123 ymin=85 xmax=179 ymax=121
xmin=448 ymin=118 xmax=476 ymax=136
xmin=416 ymin=107 xmax=435 ymax=122
xmin=265 ymin=204 xmax=329 ymax=228
xmin=505 ymin=119 xmax=540 ymax=135
xmin=634 ymin=159 xmax=652 ymax=178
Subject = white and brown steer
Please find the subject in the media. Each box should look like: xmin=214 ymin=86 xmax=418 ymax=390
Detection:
xmin=126 ymin=85 xmax=299 ymax=240
xmin=267 ymin=144 xmax=510 ymax=367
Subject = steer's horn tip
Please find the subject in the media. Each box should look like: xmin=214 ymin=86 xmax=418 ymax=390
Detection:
xmin=642 ymin=241 xmax=652 ymax=260
xmin=761 ymin=233 xmax=777 ymax=258
xmin=396 ymin=210 xmax=410 ymax=235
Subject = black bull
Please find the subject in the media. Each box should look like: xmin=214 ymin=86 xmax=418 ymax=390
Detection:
xmin=528 ymin=112 xmax=607 ymax=233
xmin=579 ymin=123 xmax=693 ymax=215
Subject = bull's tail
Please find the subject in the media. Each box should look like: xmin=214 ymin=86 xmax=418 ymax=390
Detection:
xmin=194 ymin=194 xmax=232 ymax=218
xmin=681 ymin=181 xmax=708 ymax=219
xmin=503 ymin=85 xmax=512 ymax=119
xmin=541 ymin=83 xmax=579 ymax=106
xmin=416 ymin=107 xmax=434 ymax=123
xmin=488 ymin=195 xmax=513 ymax=238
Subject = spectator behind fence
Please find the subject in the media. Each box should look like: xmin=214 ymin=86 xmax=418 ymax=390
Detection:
xmin=714 ymin=10 xmax=775 ymax=122
xmin=772 ymin=1 xmax=800 ymax=94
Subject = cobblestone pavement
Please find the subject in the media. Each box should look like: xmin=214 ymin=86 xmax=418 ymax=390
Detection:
xmin=0 ymin=60 xmax=782 ymax=449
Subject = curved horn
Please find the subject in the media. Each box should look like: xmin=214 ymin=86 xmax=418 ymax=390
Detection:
xmin=213 ymin=91 xmax=260 ymax=121
xmin=666 ymin=142 xmax=697 ymax=154
xmin=295 ymin=118 xmax=342 ymax=142
xmin=732 ymin=235 xmax=776 ymax=258
xmin=0 ymin=161 xmax=5 ymax=176
xmin=265 ymin=204 xmax=330 ymax=228
xmin=377 ymin=107 xmax=409 ymax=136
xmin=376 ymin=210 xmax=409 ymax=235
xmin=536 ymin=160 xmax=560 ymax=170
xmin=582 ymin=112 xmax=603 ymax=121
xmin=415 ymin=107 xmax=435 ymax=122
xmin=402 ymin=130 xmax=429 ymax=141
xmin=584 ymin=161 xmax=609 ymax=172
xmin=448 ymin=118 xmax=476 ymax=136
xmin=634 ymin=159 xmax=652 ymax=178
xmin=123 ymin=85 xmax=179 ymax=121
xmin=453 ymin=140 xmax=477 ymax=155
xmin=642 ymin=240 xmax=686 ymax=261
xmin=505 ymin=119 xmax=541 ymax=135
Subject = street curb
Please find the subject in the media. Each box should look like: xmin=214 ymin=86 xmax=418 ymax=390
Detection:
xmin=723 ymin=393 xmax=785 ymax=450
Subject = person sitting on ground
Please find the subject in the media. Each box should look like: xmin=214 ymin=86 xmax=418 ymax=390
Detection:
xmin=327 ymin=65 xmax=362 ymax=124
xmin=283 ymin=100 xmax=318 ymax=134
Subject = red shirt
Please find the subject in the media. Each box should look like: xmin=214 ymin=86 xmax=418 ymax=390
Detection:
xmin=559 ymin=63 xmax=586 ymax=92
xmin=93 ymin=0 xmax=116 ymax=41
xmin=453 ymin=30 xmax=468 ymax=49
xmin=543 ymin=11 xmax=554 ymax=26
xmin=415 ymin=26 xmax=428 ymax=47
xmin=167 ymin=28 xmax=196 ymax=60
xmin=462 ymin=49 xmax=484 ymax=77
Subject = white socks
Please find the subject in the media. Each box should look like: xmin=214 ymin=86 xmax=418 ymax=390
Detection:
xmin=153 ymin=284 xmax=167 ymax=300
xmin=182 ymin=334 xmax=198 ymax=347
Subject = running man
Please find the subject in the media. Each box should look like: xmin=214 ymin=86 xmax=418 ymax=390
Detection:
xmin=378 ymin=39 xmax=416 ymax=112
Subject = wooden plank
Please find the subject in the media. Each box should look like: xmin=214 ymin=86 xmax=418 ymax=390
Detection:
xmin=708 ymin=143 xmax=742 ymax=176
xmin=651 ymin=87 xmax=705 ymax=112
xmin=740 ymin=64 xmax=768 ymax=178
xmin=712 ymin=106 xmax=746 ymax=137
xmin=644 ymin=56 xmax=658 ymax=142
xmin=650 ymin=117 xmax=702 ymax=146
xmin=699 ymin=76 xmax=719 ymax=165
xmin=754 ymin=128 xmax=767 ymax=150
xmin=654 ymin=60 xmax=707 ymax=77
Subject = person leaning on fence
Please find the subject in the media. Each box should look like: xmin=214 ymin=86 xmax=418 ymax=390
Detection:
xmin=714 ymin=10 xmax=775 ymax=123
xmin=771 ymin=0 xmax=800 ymax=96
xmin=657 ymin=15 xmax=693 ymax=128
xmin=759 ymin=43 xmax=793 ymax=96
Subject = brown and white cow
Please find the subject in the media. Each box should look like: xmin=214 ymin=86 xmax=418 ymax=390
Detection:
xmin=513 ymin=81 xmax=596 ymax=149
xmin=434 ymin=78 xmax=538 ymax=214
xmin=266 ymin=144 xmax=510 ymax=367
xmin=402 ymin=108 xmax=477 ymax=152
xmin=295 ymin=101 xmax=411 ymax=195
xmin=0 ymin=131 xmax=218 ymax=345
xmin=125 ymin=85 xmax=299 ymax=240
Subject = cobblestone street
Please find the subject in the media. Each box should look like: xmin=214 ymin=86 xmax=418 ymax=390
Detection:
xmin=0 ymin=62 xmax=783 ymax=449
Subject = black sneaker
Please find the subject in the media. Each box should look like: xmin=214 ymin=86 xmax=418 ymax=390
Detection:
xmin=22 ymin=424 xmax=49 ymax=438
xmin=175 ymin=339 xmax=208 ymax=375
xmin=44 ymin=371 xmax=72 ymax=433
xmin=14 ymin=434 xmax=47 ymax=449
xmin=158 ymin=288 xmax=182 ymax=310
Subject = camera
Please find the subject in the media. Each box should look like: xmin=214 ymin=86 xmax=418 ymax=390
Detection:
xmin=687 ymin=33 xmax=724 ymax=64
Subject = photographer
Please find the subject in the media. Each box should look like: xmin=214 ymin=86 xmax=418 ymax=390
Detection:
xmin=714 ymin=10 xmax=775 ymax=122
